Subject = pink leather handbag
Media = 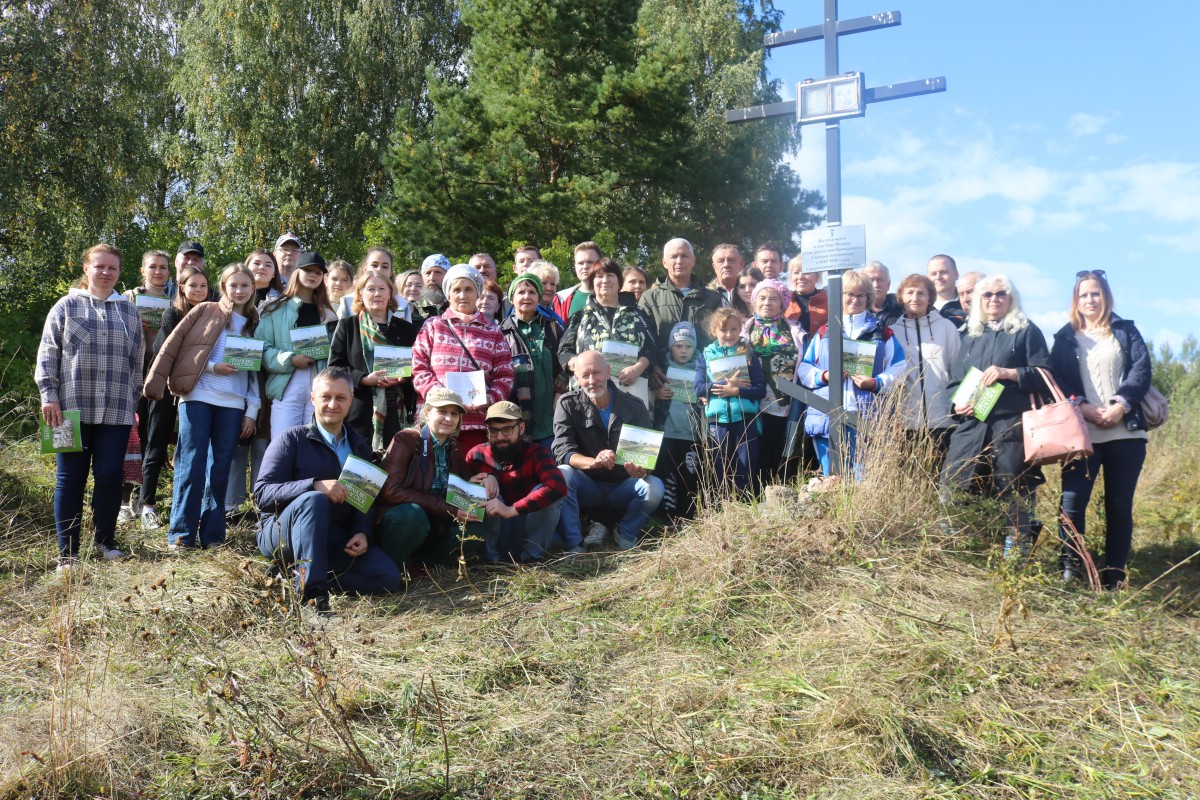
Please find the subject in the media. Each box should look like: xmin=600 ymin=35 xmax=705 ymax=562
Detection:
xmin=1023 ymin=368 xmax=1093 ymax=466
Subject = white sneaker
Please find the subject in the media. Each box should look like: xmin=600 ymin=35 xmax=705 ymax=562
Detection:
xmin=117 ymin=505 xmax=136 ymax=524
xmin=141 ymin=507 xmax=163 ymax=530
xmin=96 ymin=542 xmax=127 ymax=561
xmin=56 ymin=557 xmax=78 ymax=573
xmin=583 ymin=522 xmax=609 ymax=547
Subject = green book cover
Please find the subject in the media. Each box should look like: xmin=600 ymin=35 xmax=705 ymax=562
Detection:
xmin=445 ymin=474 xmax=486 ymax=521
xmin=708 ymin=354 xmax=748 ymax=385
xmin=950 ymin=366 xmax=1005 ymax=421
xmin=666 ymin=366 xmax=697 ymax=404
xmin=615 ymin=424 xmax=663 ymax=470
xmin=337 ymin=454 xmax=389 ymax=513
xmin=223 ymin=336 xmax=264 ymax=371
xmin=41 ymin=410 xmax=82 ymax=454
xmin=842 ymin=339 xmax=878 ymax=378
xmin=290 ymin=324 xmax=330 ymax=361
xmin=374 ymin=345 xmax=413 ymax=378
xmin=134 ymin=294 xmax=171 ymax=329
xmin=601 ymin=339 xmax=640 ymax=373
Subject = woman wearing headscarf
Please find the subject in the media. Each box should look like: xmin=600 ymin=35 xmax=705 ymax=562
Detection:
xmin=742 ymin=278 xmax=806 ymax=486
xmin=410 ymin=264 xmax=514 ymax=454
xmin=499 ymin=272 xmax=563 ymax=448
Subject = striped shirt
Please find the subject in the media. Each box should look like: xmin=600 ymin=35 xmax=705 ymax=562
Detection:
xmin=36 ymin=289 xmax=144 ymax=425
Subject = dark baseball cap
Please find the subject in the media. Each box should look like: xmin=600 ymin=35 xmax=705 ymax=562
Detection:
xmin=296 ymin=251 xmax=327 ymax=273
xmin=177 ymin=241 xmax=204 ymax=257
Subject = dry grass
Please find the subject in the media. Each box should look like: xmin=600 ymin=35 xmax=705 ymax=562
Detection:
xmin=0 ymin=394 xmax=1198 ymax=798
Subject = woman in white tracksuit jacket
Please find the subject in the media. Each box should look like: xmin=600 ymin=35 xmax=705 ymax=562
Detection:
xmin=890 ymin=274 xmax=962 ymax=469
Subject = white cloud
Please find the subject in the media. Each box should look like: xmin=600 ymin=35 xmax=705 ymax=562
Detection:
xmin=1069 ymin=112 xmax=1113 ymax=137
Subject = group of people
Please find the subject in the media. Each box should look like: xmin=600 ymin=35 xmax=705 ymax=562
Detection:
xmin=36 ymin=235 xmax=1152 ymax=615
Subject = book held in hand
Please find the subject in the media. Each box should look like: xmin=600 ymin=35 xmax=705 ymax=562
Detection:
xmin=337 ymin=454 xmax=389 ymax=513
xmin=41 ymin=410 xmax=82 ymax=454
xmin=373 ymin=345 xmax=413 ymax=379
xmin=666 ymin=366 xmax=697 ymax=404
xmin=133 ymin=294 xmax=171 ymax=329
xmin=446 ymin=370 xmax=487 ymax=408
xmin=708 ymin=354 xmax=747 ymax=385
xmin=222 ymin=336 xmax=265 ymax=371
xmin=615 ymin=424 xmax=664 ymax=470
xmin=290 ymin=324 xmax=330 ymax=361
xmin=601 ymin=339 xmax=640 ymax=373
xmin=950 ymin=366 xmax=1005 ymax=421
xmin=445 ymin=474 xmax=487 ymax=521
xmin=842 ymin=339 xmax=878 ymax=378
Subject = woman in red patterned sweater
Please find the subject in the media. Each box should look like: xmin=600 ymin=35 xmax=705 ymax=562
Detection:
xmin=411 ymin=264 xmax=514 ymax=453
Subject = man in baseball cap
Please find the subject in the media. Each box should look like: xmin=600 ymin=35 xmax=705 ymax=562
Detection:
xmin=274 ymin=232 xmax=302 ymax=282
xmin=463 ymin=400 xmax=568 ymax=561
xmin=175 ymin=240 xmax=205 ymax=280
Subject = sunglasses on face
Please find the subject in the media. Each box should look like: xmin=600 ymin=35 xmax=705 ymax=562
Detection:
xmin=981 ymin=290 xmax=1009 ymax=300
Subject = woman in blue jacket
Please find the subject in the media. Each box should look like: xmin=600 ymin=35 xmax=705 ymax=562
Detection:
xmin=1050 ymin=270 xmax=1151 ymax=589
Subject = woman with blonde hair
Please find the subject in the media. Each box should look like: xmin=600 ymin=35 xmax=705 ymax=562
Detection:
xmin=797 ymin=269 xmax=906 ymax=477
xmin=145 ymin=264 xmax=261 ymax=549
xmin=1050 ymin=270 xmax=1151 ymax=588
xmin=942 ymin=274 xmax=1050 ymax=556
xmin=329 ymin=269 xmax=417 ymax=449
xmin=37 ymin=244 xmax=144 ymax=568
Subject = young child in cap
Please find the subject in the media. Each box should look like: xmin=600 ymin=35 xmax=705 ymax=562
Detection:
xmin=653 ymin=321 xmax=703 ymax=519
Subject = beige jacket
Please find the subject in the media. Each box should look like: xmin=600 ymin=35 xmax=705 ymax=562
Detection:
xmin=144 ymin=299 xmax=244 ymax=400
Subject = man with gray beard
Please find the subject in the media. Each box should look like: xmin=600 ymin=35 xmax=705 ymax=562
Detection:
xmin=553 ymin=351 xmax=664 ymax=551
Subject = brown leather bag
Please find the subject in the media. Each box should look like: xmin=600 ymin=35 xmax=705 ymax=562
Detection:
xmin=1140 ymin=385 xmax=1169 ymax=430
xmin=1023 ymin=367 xmax=1093 ymax=466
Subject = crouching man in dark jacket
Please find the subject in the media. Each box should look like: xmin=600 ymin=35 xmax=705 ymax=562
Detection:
xmin=554 ymin=351 xmax=664 ymax=551
xmin=255 ymin=367 xmax=401 ymax=618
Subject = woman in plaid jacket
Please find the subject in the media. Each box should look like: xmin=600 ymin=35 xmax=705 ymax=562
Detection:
xmin=36 ymin=244 xmax=144 ymax=570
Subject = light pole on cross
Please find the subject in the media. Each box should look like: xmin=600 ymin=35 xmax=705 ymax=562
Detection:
xmin=726 ymin=0 xmax=946 ymax=477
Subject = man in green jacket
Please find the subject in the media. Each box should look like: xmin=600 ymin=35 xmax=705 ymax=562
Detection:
xmin=638 ymin=238 xmax=722 ymax=355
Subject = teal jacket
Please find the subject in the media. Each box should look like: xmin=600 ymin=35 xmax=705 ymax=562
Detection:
xmin=259 ymin=297 xmax=337 ymax=400
xmin=695 ymin=341 xmax=766 ymax=425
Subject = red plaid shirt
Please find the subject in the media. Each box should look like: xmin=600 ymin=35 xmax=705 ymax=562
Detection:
xmin=465 ymin=439 xmax=567 ymax=515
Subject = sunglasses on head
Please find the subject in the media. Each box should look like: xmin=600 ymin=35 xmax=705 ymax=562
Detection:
xmin=1076 ymin=269 xmax=1107 ymax=281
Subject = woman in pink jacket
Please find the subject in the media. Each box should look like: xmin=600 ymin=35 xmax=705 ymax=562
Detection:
xmin=411 ymin=264 xmax=514 ymax=453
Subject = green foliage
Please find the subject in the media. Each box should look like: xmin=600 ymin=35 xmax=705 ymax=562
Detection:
xmin=377 ymin=0 xmax=820 ymax=264
xmin=173 ymin=0 xmax=467 ymax=253
xmin=0 ymin=0 xmax=180 ymax=396
xmin=1151 ymin=335 xmax=1200 ymax=400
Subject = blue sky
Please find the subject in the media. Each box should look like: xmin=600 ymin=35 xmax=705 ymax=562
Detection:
xmin=767 ymin=0 xmax=1199 ymax=351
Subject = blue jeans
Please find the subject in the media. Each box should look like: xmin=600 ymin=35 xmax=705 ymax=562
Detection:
xmin=1059 ymin=437 xmax=1147 ymax=586
xmin=169 ymin=401 xmax=243 ymax=547
xmin=257 ymin=491 xmax=401 ymax=599
xmin=557 ymin=466 xmax=664 ymax=549
xmin=225 ymin=438 xmax=269 ymax=510
xmin=484 ymin=497 xmax=561 ymax=562
xmin=813 ymin=427 xmax=860 ymax=479
xmin=708 ymin=420 xmax=758 ymax=495
xmin=54 ymin=423 xmax=130 ymax=557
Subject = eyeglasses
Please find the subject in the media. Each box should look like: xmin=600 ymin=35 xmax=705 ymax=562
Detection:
xmin=981 ymin=290 xmax=1009 ymax=300
xmin=844 ymin=292 xmax=868 ymax=301
xmin=486 ymin=422 xmax=521 ymax=438
xmin=1076 ymin=269 xmax=1107 ymax=281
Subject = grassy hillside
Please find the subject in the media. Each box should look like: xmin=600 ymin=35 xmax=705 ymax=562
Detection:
xmin=0 ymin=394 xmax=1197 ymax=799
